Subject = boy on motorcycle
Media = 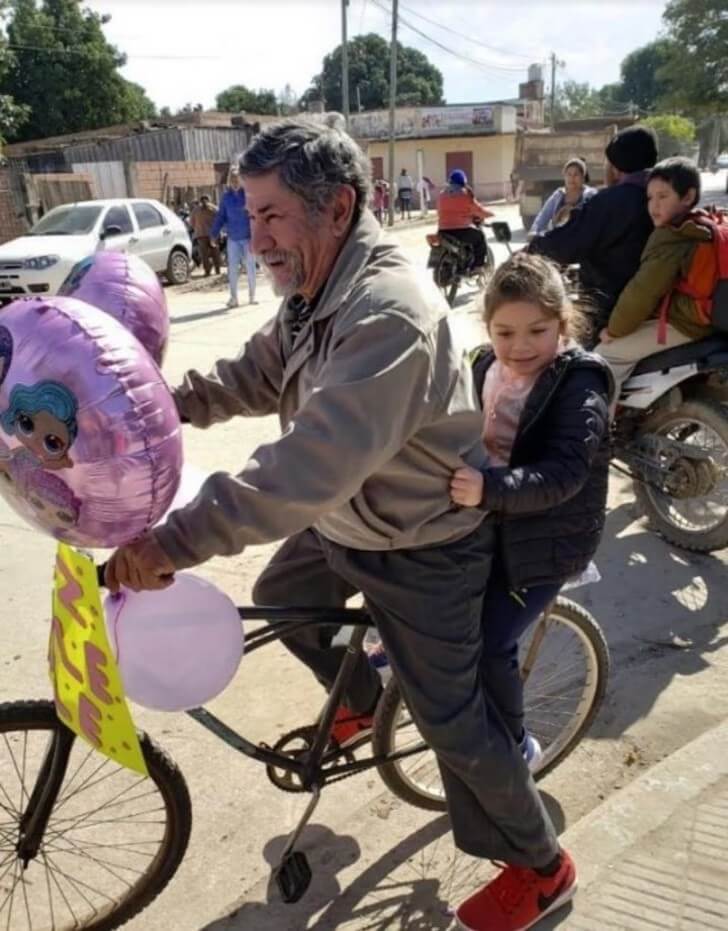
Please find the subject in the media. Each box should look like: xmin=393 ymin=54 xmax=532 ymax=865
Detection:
xmin=437 ymin=169 xmax=493 ymax=270
xmin=595 ymin=157 xmax=712 ymax=405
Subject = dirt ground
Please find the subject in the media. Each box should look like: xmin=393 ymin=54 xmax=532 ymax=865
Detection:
xmin=0 ymin=181 xmax=727 ymax=928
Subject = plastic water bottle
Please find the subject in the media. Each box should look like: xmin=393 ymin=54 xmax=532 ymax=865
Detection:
xmin=365 ymin=628 xmax=392 ymax=685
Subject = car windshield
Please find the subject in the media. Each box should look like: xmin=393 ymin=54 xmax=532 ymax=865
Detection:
xmin=29 ymin=205 xmax=103 ymax=236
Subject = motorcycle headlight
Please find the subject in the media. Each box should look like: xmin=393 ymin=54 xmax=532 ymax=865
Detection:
xmin=22 ymin=255 xmax=60 ymax=270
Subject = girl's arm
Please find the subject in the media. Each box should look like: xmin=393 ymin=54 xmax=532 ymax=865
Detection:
xmin=530 ymin=189 xmax=562 ymax=236
xmin=481 ymin=368 xmax=610 ymax=515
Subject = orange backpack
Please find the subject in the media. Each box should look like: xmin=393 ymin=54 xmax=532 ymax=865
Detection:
xmin=658 ymin=208 xmax=728 ymax=342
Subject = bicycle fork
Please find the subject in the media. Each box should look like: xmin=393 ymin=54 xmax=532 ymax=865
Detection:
xmin=274 ymin=625 xmax=368 ymax=903
xmin=16 ymin=724 xmax=75 ymax=866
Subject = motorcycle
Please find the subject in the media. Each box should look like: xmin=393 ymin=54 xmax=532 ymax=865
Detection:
xmin=426 ymin=221 xmax=511 ymax=307
xmin=463 ymin=219 xmax=728 ymax=552
xmin=563 ymin=257 xmax=728 ymax=552
xmin=612 ymin=335 xmax=728 ymax=552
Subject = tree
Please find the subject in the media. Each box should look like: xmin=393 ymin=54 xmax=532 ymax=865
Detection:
xmin=215 ymin=84 xmax=277 ymax=115
xmin=659 ymin=0 xmax=728 ymax=113
xmin=3 ymin=0 xmax=157 ymax=142
xmin=548 ymin=80 xmax=605 ymax=123
xmin=643 ymin=114 xmax=696 ymax=157
xmin=0 ymin=0 xmax=29 ymax=142
xmin=300 ymin=33 xmax=444 ymax=112
xmin=618 ymin=40 xmax=674 ymax=112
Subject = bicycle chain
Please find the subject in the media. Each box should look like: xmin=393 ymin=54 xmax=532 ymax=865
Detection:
xmin=264 ymin=725 xmax=361 ymax=793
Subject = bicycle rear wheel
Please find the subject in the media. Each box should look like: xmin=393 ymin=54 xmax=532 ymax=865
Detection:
xmin=372 ymin=596 xmax=609 ymax=811
xmin=0 ymin=700 xmax=192 ymax=931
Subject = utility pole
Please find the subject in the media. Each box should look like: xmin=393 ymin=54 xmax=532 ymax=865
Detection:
xmin=549 ymin=52 xmax=557 ymax=130
xmin=341 ymin=0 xmax=350 ymax=127
xmin=387 ymin=0 xmax=399 ymax=227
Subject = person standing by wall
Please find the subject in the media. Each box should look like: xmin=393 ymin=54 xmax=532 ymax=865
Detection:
xmin=189 ymin=195 xmax=221 ymax=276
xmin=212 ymin=169 xmax=257 ymax=308
xmin=397 ymin=168 xmax=414 ymax=220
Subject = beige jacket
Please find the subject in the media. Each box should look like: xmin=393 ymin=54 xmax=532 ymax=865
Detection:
xmin=154 ymin=210 xmax=486 ymax=570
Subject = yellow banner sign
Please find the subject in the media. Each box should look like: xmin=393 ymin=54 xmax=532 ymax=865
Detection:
xmin=48 ymin=543 xmax=148 ymax=777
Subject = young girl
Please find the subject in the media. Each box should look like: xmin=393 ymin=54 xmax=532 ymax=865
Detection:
xmin=450 ymin=252 xmax=612 ymax=772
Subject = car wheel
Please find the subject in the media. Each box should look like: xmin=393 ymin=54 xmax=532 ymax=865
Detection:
xmin=166 ymin=248 xmax=190 ymax=285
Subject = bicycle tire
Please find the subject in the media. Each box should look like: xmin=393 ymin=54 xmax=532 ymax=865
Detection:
xmin=371 ymin=596 xmax=609 ymax=812
xmin=0 ymin=700 xmax=192 ymax=931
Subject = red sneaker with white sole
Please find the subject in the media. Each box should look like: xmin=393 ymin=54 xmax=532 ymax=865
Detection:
xmin=455 ymin=850 xmax=577 ymax=931
xmin=328 ymin=705 xmax=375 ymax=749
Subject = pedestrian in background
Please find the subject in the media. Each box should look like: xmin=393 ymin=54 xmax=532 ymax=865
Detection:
xmin=212 ymin=169 xmax=257 ymax=308
xmin=189 ymin=195 xmax=221 ymax=276
xmin=397 ymin=168 xmax=414 ymax=220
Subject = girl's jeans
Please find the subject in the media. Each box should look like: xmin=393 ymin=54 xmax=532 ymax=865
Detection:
xmin=482 ymin=562 xmax=562 ymax=742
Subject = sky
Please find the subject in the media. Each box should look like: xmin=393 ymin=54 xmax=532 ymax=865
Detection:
xmin=85 ymin=0 xmax=669 ymax=113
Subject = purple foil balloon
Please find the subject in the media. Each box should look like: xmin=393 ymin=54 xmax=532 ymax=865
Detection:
xmin=59 ymin=251 xmax=169 ymax=365
xmin=0 ymin=297 xmax=182 ymax=548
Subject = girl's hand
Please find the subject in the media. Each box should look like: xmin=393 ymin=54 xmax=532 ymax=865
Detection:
xmin=450 ymin=467 xmax=484 ymax=507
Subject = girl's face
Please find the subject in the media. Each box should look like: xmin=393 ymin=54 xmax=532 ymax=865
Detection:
xmin=14 ymin=409 xmax=73 ymax=469
xmin=488 ymin=301 xmax=563 ymax=376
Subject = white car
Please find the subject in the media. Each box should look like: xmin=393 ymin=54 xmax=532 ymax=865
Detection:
xmin=0 ymin=198 xmax=192 ymax=302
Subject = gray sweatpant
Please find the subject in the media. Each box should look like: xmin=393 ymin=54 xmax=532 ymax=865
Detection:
xmin=252 ymin=522 xmax=559 ymax=867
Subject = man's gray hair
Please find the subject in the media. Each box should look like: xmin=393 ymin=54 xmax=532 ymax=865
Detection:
xmin=239 ymin=118 xmax=371 ymax=221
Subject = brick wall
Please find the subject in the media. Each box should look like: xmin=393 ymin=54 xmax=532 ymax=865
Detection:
xmin=0 ymin=168 xmax=27 ymax=244
xmin=134 ymin=161 xmax=216 ymax=201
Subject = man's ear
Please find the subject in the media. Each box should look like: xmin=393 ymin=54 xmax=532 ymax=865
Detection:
xmin=331 ymin=185 xmax=357 ymax=236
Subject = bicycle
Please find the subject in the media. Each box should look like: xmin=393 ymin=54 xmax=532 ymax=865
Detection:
xmin=0 ymin=569 xmax=609 ymax=930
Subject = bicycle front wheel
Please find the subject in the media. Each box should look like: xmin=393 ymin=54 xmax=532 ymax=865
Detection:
xmin=0 ymin=700 xmax=192 ymax=931
xmin=372 ymin=596 xmax=609 ymax=811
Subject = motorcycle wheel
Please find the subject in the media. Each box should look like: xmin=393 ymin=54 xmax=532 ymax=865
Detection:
xmin=633 ymin=398 xmax=728 ymax=552
xmin=435 ymin=253 xmax=459 ymax=307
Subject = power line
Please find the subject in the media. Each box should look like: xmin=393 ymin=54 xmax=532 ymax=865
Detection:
xmin=5 ymin=42 xmax=215 ymax=61
xmin=397 ymin=0 xmax=536 ymax=63
xmin=370 ymin=0 xmax=527 ymax=76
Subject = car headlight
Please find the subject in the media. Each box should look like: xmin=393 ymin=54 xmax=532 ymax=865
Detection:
xmin=22 ymin=255 xmax=60 ymax=270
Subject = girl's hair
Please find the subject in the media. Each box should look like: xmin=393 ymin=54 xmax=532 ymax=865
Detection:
xmin=0 ymin=381 xmax=78 ymax=442
xmin=0 ymin=326 xmax=12 ymax=388
xmin=484 ymin=253 xmax=588 ymax=342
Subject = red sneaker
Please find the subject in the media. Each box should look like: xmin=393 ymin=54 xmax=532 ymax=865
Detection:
xmin=455 ymin=850 xmax=577 ymax=931
xmin=329 ymin=705 xmax=375 ymax=749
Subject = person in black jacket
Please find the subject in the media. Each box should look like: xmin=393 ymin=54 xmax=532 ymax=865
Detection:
xmin=529 ymin=125 xmax=658 ymax=337
xmin=450 ymin=253 xmax=612 ymax=779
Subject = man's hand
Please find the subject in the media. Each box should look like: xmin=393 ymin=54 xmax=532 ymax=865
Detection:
xmin=450 ymin=467 xmax=485 ymax=508
xmin=598 ymin=327 xmax=614 ymax=344
xmin=105 ymin=535 xmax=176 ymax=594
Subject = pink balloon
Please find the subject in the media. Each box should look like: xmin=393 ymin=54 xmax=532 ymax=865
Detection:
xmin=59 ymin=251 xmax=169 ymax=364
xmin=104 ymin=574 xmax=244 ymax=712
xmin=0 ymin=296 xmax=182 ymax=547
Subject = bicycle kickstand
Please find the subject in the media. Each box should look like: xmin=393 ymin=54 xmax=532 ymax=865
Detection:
xmin=273 ymin=785 xmax=320 ymax=903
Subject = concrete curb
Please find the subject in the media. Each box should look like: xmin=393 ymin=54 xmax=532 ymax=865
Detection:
xmin=558 ymin=718 xmax=728 ymax=894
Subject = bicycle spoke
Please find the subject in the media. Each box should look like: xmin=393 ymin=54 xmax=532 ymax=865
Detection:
xmin=1 ymin=735 xmax=26 ymax=816
xmin=42 ymin=849 xmax=79 ymax=928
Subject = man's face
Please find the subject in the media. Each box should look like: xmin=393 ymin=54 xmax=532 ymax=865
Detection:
xmin=244 ymin=170 xmax=347 ymax=300
xmin=604 ymin=158 xmax=620 ymax=187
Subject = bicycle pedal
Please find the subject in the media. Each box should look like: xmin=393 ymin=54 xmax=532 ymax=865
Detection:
xmin=275 ymin=850 xmax=312 ymax=904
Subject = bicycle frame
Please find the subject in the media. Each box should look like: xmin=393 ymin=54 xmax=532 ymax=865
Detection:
xmin=17 ymin=605 xmax=428 ymax=867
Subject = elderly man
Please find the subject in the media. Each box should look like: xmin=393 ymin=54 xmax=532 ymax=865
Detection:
xmin=105 ymin=119 xmax=574 ymax=931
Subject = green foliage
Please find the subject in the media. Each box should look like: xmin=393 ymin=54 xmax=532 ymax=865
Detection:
xmin=658 ymin=0 xmax=728 ymax=113
xmin=215 ymin=84 xmax=278 ymax=115
xmin=618 ymin=40 xmax=674 ymax=112
xmin=300 ymin=33 xmax=444 ymax=111
xmin=2 ymin=0 xmax=157 ymax=142
xmin=643 ymin=113 xmax=697 ymax=158
xmin=642 ymin=114 xmax=695 ymax=144
xmin=549 ymin=80 xmax=609 ymax=122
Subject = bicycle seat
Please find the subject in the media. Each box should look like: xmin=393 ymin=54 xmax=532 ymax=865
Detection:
xmin=631 ymin=334 xmax=728 ymax=376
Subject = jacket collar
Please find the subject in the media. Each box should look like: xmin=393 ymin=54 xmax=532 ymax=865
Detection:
xmin=302 ymin=209 xmax=383 ymax=325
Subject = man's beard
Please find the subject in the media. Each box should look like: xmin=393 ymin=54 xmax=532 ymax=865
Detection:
xmin=261 ymin=250 xmax=306 ymax=298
